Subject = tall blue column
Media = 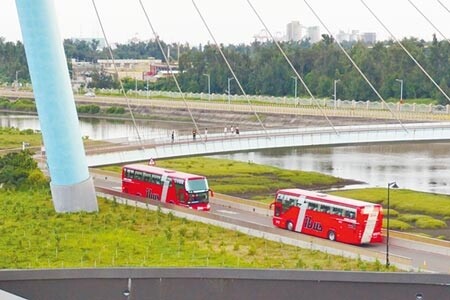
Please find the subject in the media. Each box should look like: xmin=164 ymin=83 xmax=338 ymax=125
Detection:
xmin=16 ymin=0 xmax=98 ymax=212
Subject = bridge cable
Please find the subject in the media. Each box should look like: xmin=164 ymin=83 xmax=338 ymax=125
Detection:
xmin=192 ymin=0 xmax=269 ymax=137
xmin=246 ymin=0 xmax=338 ymax=135
xmin=361 ymin=0 xmax=450 ymax=104
xmin=91 ymin=0 xmax=143 ymax=143
xmin=437 ymin=0 xmax=450 ymax=14
xmin=407 ymin=0 xmax=450 ymax=44
xmin=304 ymin=0 xmax=408 ymax=133
xmin=138 ymin=0 xmax=203 ymax=141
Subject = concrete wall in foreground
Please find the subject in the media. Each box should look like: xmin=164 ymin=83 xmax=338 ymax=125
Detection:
xmin=0 ymin=268 xmax=449 ymax=300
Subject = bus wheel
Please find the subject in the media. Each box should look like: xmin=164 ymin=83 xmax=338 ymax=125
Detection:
xmin=286 ymin=221 xmax=294 ymax=231
xmin=327 ymin=230 xmax=336 ymax=241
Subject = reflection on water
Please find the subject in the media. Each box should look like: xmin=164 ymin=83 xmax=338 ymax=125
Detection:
xmin=2 ymin=114 xmax=450 ymax=194
xmin=213 ymin=143 xmax=450 ymax=195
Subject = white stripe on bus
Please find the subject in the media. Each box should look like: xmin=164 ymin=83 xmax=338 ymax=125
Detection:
xmin=361 ymin=210 xmax=379 ymax=243
xmin=160 ymin=174 xmax=169 ymax=203
xmin=294 ymin=196 xmax=307 ymax=232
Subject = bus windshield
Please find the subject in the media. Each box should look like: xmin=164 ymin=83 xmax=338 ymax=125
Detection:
xmin=186 ymin=178 xmax=209 ymax=192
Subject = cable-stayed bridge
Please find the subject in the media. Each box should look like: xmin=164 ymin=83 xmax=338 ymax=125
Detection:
xmin=86 ymin=121 xmax=450 ymax=166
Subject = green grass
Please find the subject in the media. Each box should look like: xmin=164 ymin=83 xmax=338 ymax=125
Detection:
xmin=0 ymin=188 xmax=390 ymax=271
xmin=331 ymin=189 xmax=450 ymax=237
xmin=329 ymin=188 xmax=450 ymax=218
xmin=0 ymin=127 xmax=42 ymax=149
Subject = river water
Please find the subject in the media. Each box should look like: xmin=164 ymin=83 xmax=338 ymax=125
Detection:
xmin=2 ymin=113 xmax=450 ymax=195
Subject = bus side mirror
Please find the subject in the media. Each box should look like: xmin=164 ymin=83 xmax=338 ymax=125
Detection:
xmin=209 ymin=189 xmax=214 ymax=197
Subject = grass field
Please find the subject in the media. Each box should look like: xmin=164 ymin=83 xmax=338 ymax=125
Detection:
xmin=0 ymin=188 xmax=388 ymax=271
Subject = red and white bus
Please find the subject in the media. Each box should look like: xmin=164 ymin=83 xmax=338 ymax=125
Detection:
xmin=122 ymin=164 xmax=212 ymax=211
xmin=271 ymin=189 xmax=383 ymax=245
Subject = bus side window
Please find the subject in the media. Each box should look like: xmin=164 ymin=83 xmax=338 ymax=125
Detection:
xmin=332 ymin=207 xmax=343 ymax=216
xmin=143 ymin=172 xmax=152 ymax=182
xmin=319 ymin=205 xmax=331 ymax=214
xmin=134 ymin=171 xmax=143 ymax=180
xmin=125 ymin=169 xmax=135 ymax=179
xmin=307 ymin=202 xmax=318 ymax=211
xmin=152 ymin=174 xmax=162 ymax=185
xmin=344 ymin=210 xmax=356 ymax=219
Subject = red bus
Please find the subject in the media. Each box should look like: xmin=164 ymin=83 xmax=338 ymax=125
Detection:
xmin=122 ymin=164 xmax=212 ymax=211
xmin=271 ymin=188 xmax=383 ymax=245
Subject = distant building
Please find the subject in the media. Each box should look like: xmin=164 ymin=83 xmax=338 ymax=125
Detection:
xmin=336 ymin=30 xmax=360 ymax=43
xmin=361 ymin=32 xmax=377 ymax=44
xmin=96 ymin=58 xmax=179 ymax=82
xmin=335 ymin=30 xmax=376 ymax=44
xmin=286 ymin=21 xmax=302 ymax=42
xmin=306 ymin=26 xmax=321 ymax=44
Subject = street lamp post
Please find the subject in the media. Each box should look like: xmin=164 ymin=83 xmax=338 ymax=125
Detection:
xmin=15 ymin=70 xmax=20 ymax=91
xmin=227 ymin=77 xmax=234 ymax=105
xmin=386 ymin=181 xmax=399 ymax=268
xmin=334 ymin=79 xmax=340 ymax=109
xmin=396 ymin=79 xmax=403 ymax=103
xmin=203 ymin=73 xmax=211 ymax=101
xmin=291 ymin=76 xmax=298 ymax=100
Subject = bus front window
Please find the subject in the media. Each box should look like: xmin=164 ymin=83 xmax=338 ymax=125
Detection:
xmin=186 ymin=178 xmax=209 ymax=204
xmin=186 ymin=178 xmax=208 ymax=191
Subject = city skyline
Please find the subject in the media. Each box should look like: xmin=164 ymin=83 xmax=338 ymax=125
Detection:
xmin=1 ymin=0 xmax=449 ymax=45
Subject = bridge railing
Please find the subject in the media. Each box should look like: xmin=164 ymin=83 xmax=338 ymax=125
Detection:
xmin=94 ymin=88 xmax=450 ymax=115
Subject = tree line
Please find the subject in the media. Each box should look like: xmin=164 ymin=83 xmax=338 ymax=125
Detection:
xmin=0 ymin=35 xmax=449 ymax=104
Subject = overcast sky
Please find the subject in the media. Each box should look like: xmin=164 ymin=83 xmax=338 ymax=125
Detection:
xmin=2 ymin=0 xmax=449 ymax=45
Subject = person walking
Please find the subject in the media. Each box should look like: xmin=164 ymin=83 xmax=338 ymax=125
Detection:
xmin=235 ymin=126 xmax=240 ymax=135
xmin=204 ymin=128 xmax=208 ymax=141
xmin=224 ymin=125 xmax=228 ymax=136
xmin=171 ymin=130 xmax=175 ymax=143
xmin=231 ymin=125 xmax=235 ymax=134
xmin=192 ymin=128 xmax=197 ymax=140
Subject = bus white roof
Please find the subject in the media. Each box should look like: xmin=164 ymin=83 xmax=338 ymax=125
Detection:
xmin=277 ymin=188 xmax=379 ymax=208
xmin=124 ymin=164 xmax=205 ymax=180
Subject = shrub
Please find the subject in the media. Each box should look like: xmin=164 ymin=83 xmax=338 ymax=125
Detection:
xmin=106 ymin=106 xmax=125 ymax=114
xmin=77 ymin=105 xmax=100 ymax=114
xmin=415 ymin=218 xmax=447 ymax=229
xmin=383 ymin=219 xmax=411 ymax=230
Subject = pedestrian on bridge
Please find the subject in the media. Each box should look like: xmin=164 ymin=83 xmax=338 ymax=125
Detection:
xmin=171 ymin=130 xmax=175 ymax=143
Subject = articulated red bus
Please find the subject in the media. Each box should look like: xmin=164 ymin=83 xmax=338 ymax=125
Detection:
xmin=271 ymin=188 xmax=383 ymax=245
xmin=122 ymin=164 xmax=212 ymax=211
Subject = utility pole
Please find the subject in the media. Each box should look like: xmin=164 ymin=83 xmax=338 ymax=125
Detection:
xmin=334 ymin=79 xmax=340 ymax=109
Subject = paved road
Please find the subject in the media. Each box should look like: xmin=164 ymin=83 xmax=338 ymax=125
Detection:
xmin=93 ymin=172 xmax=450 ymax=273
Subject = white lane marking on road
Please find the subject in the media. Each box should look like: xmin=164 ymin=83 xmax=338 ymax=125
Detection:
xmin=216 ymin=209 xmax=239 ymax=215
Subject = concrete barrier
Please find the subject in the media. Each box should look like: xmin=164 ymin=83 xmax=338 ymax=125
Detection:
xmin=0 ymin=268 xmax=449 ymax=300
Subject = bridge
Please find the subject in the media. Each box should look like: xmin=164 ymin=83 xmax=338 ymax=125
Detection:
xmin=86 ymin=121 xmax=450 ymax=166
